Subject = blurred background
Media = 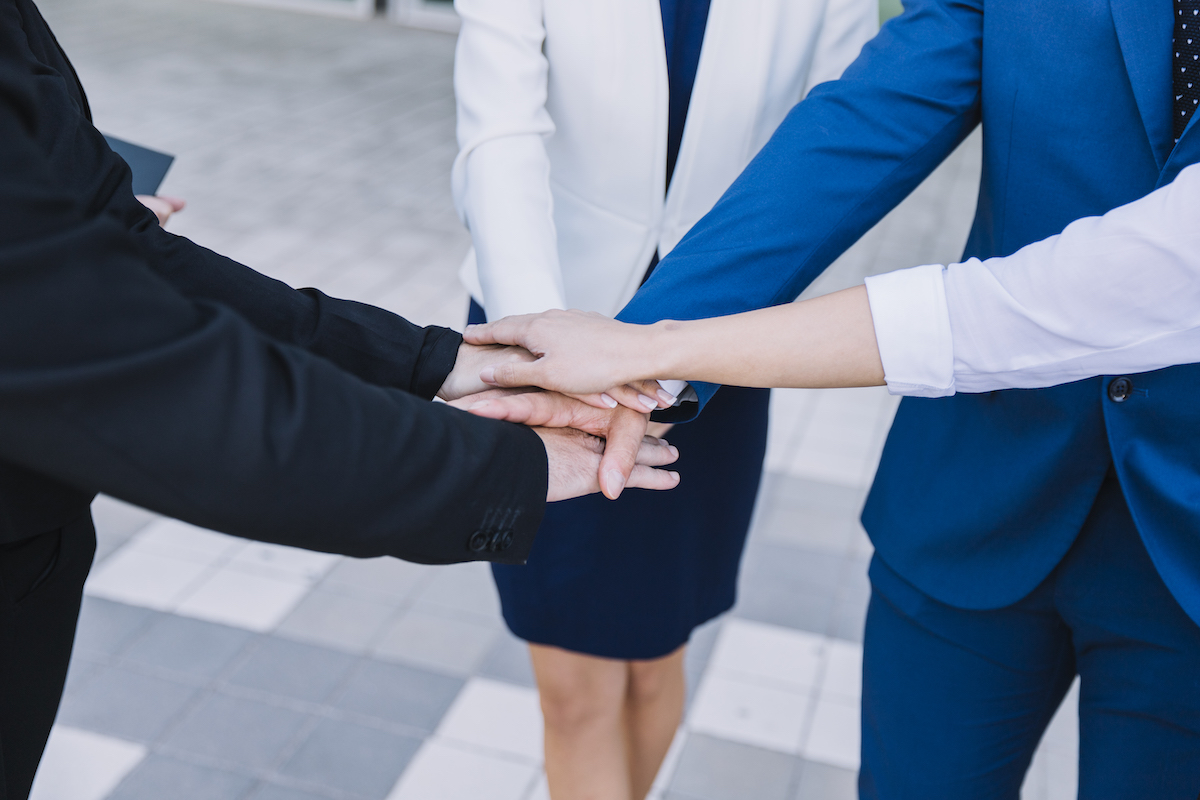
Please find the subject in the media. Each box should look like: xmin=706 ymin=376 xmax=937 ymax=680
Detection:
xmin=29 ymin=0 xmax=1076 ymax=798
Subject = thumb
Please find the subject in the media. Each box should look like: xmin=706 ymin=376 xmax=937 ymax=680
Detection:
xmin=597 ymin=408 xmax=648 ymax=500
xmin=481 ymin=360 xmax=546 ymax=389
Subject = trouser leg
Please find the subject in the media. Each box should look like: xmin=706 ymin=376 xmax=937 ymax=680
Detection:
xmin=858 ymin=557 xmax=1075 ymax=800
xmin=1057 ymin=473 xmax=1200 ymax=800
xmin=0 ymin=514 xmax=96 ymax=800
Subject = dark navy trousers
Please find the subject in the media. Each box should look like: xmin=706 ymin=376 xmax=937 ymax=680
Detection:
xmin=860 ymin=469 xmax=1200 ymax=799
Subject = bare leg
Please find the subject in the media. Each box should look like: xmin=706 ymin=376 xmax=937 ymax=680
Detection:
xmin=531 ymin=644 xmax=633 ymax=800
xmin=624 ymin=646 xmax=687 ymax=800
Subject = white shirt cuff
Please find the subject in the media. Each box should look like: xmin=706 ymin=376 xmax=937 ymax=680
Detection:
xmin=656 ymin=379 xmax=696 ymax=405
xmin=864 ymin=264 xmax=957 ymax=398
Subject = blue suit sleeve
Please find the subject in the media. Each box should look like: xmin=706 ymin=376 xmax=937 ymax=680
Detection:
xmin=619 ymin=0 xmax=984 ymax=417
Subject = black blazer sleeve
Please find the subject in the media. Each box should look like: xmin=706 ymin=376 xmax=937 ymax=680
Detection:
xmin=0 ymin=41 xmax=547 ymax=565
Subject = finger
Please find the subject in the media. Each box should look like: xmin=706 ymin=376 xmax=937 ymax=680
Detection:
xmin=462 ymin=392 xmax=612 ymax=436
xmin=625 ymin=465 xmax=682 ymax=492
xmin=564 ymin=391 xmax=621 ymax=410
xmin=463 ymin=316 xmax=533 ymax=347
xmin=158 ymin=195 xmax=187 ymax=212
xmin=630 ymin=379 xmax=675 ymax=408
xmin=602 ymin=382 xmax=661 ymax=414
xmin=480 ymin=360 xmax=551 ymax=389
xmin=597 ymin=408 xmax=649 ymax=500
xmin=633 ymin=435 xmax=679 ymax=467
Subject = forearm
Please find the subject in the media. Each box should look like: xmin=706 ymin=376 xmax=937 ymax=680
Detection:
xmin=651 ymin=286 xmax=884 ymax=388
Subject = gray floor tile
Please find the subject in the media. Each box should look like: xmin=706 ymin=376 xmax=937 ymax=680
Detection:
xmin=732 ymin=542 xmax=848 ymax=635
xmin=413 ymin=561 xmax=500 ymax=619
xmin=278 ymin=717 xmax=423 ymax=797
xmin=73 ymin=596 xmax=159 ymax=657
xmin=123 ymin=615 xmax=254 ymax=679
xmin=275 ymin=585 xmax=402 ymax=654
xmin=476 ymin=629 xmax=536 ymax=688
xmin=372 ymin=606 xmax=498 ymax=676
xmin=244 ymin=784 xmax=329 ymax=800
xmin=668 ymin=734 xmax=800 ymax=800
xmin=793 ymin=760 xmax=858 ymax=800
xmin=732 ymin=584 xmax=834 ymax=638
xmin=828 ymin=598 xmax=868 ymax=644
xmin=226 ymin=636 xmax=358 ymax=704
xmin=333 ymin=659 xmax=463 ymax=733
xmin=61 ymin=651 xmax=105 ymax=697
xmin=685 ymin=618 xmax=723 ymax=707
xmin=751 ymin=475 xmax=868 ymax=557
xmin=107 ymin=755 xmax=253 ymax=800
xmin=164 ymin=692 xmax=311 ymax=770
xmin=321 ymin=556 xmax=433 ymax=601
xmin=57 ymin=663 xmax=201 ymax=742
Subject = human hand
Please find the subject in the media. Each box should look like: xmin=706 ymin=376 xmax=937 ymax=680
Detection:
xmin=136 ymin=195 xmax=186 ymax=226
xmin=464 ymin=310 xmax=677 ymax=412
xmin=437 ymin=342 xmax=537 ymax=401
xmin=534 ymin=425 xmax=679 ymax=502
xmin=450 ymin=389 xmax=678 ymax=499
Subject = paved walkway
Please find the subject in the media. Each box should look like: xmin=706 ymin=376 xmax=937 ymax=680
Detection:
xmin=31 ymin=0 xmax=1076 ymax=798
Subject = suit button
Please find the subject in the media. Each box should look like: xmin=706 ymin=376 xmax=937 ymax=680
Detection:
xmin=496 ymin=532 xmax=514 ymax=552
xmin=1108 ymin=377 xmax=1133 ymax=403
xmin=468 ymin=531 xmax=489 ymax=552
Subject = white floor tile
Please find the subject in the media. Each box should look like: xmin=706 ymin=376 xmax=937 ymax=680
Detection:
xmin=228 ymin=541 xmax=340 ymax=581
xmin=688 ymin=673 xmax=811 ymax=754
xmin=436 ymin=678 xmax=544 ymax=762
xmin=388 ymin=739 xmax=539 ymax=800
xmin=820 ymin=640 xmax=864 ymax=702
xmin=802 ymin=695 xmax=861 ymax=770
xmin=29 ymin=726 xmax=146 ymax=800
xmin=132 ymin=519 xmax=243 ymax=561
xmin=84 ymin=547 xmax=214 ymax=611
xmin=708 ymin=619 xmax=824 ymax=692
xmin=174 ymin=566 xmax=311 ymax=632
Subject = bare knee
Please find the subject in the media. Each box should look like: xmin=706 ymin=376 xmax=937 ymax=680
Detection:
xmin=627 ymin=650 xmax=685 ymax=707
xmin=532 ymin=646 xmax=626 ymax=732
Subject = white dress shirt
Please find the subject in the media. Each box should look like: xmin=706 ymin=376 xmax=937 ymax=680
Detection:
xmin=865 ymin=163 xmax=1200 ymax=397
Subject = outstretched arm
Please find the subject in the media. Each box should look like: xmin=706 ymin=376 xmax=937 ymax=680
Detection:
xmin=463 ymin=162 xmax=1200 ymax=397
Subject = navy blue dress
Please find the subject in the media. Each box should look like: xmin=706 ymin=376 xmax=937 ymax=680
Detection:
xmin=479 ymin=0 xmax=770 ymax=660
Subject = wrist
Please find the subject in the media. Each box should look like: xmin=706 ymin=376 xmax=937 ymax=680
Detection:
xmin=646 ymin=320 xmax=688 ymax=381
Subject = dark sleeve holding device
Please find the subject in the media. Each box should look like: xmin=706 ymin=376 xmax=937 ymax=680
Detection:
xmin=0 ymin=0 xmax=547 ymax=564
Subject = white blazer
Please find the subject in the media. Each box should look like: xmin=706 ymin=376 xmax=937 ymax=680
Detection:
xmin=452 ymin=0 xmax=878 ymax=321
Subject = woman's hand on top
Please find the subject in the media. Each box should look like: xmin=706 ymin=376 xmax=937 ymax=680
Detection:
xmin=463 ymin=309 xmax=676 ymax=412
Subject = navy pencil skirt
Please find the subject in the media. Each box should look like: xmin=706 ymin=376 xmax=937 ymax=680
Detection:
xmin=471 ymin=301 xmax=770 ymax=660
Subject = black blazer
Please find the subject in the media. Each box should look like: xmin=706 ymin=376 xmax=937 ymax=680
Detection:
xmin=0 ymin=0 xmax=546 ymax=564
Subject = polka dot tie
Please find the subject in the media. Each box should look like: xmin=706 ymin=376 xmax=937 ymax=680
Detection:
xmin=1175 ymin=0 xmax=1200 ymax=142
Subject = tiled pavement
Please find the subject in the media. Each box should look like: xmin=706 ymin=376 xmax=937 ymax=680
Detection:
xmin=30 ymin=0 xmax=1078 ymax=798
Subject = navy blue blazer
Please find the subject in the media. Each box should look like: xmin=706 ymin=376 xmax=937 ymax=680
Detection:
xmin=620 ymin=0 xmax=1200 ymax=621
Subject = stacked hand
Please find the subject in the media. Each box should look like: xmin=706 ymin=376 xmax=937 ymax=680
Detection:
xmin=437 ymin=341 xmax=679 ymax=502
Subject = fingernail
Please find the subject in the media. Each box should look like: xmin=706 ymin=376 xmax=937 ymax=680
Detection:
xmin=669 ymin=445 xmax=679 ymax=458
xmin=606 ymin=469 xmax=626 ymax=497
xmin=480 ymin=366 xmax=497 ymax=385
xmin=600 ymin=393 xmax=618 ymax=408
xmin=638 ymin=394 xmax=658 ymax=411
xmin=670 ymin=471 xmax=680 ymax=481
xmin=468 ymin=401 xmax=491 ymax=410
xmin=656 ymin=388 xmax=677 ymax=405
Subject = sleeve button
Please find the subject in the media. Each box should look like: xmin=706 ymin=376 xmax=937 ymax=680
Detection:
xmin=468 ymin=531 xmax=490 ymax=552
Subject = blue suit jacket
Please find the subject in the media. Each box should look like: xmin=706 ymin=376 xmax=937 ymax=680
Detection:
xmin=619 ymin=0 xmax=1200 ymax=621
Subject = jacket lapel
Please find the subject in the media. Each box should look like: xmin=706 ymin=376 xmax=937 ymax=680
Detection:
xmin=1109 ymin=0 xmax=1175 ymax=170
